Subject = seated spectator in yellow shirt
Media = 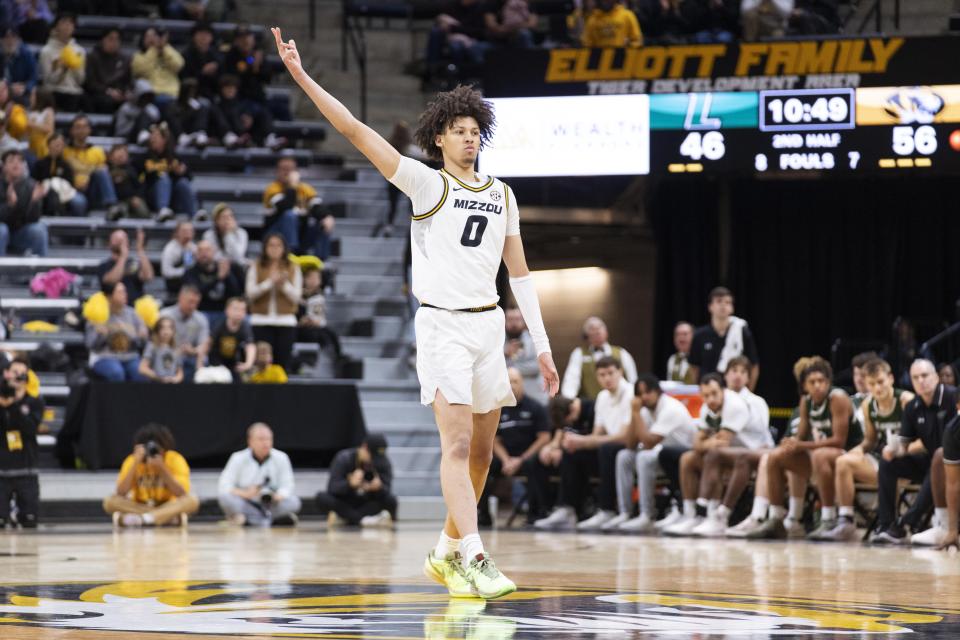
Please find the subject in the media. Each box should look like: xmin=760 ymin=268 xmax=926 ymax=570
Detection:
xmin=582 ymin=0 xmax=642 ymax=47
xmin=103 ymin=423 xmax=199 ymax=527
xmin=248 ymin=341 xmax=289 ymax=384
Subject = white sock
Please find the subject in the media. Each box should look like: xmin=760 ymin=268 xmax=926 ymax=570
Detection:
xmin=716 ymin=504 xmax=731 ymax=523
xmin=459 ymin=533 xmax=485 ymax=565
xmin=935 ymin=508 xmax=948 ymax=528
xmin=435 ymin=531 xmax=460 ymax=559
xmin=696 ymin=497 xmax=709 ymax=508
xmin=838 ymin=506 xmax=855 ymax=519
xmin=821 ymin=506 xmax=837 ymax=521
xmin=141 ymin=513 xmax=155 ymax=525
xmin=707 ymin=499 xmax=720 ymax=516
xmin=751 ymin=497 xmax=770 ymax=520
xmin=788 ymin=497 xmax=802 ymax=520
xmin=769 ymin=505 xmax=787 ymax=521
xmin=683 ymin=500 xmax=696 ymax=518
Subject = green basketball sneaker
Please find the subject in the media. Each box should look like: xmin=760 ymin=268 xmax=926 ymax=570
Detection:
xmin=423 ymin=551 xmax=475 ymax=598
xmin=462 ymin=553 xmax=516 ymax=599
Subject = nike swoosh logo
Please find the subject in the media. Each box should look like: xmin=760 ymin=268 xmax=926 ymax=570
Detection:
xmin=452 ymin=187 xmax=463 ymax=191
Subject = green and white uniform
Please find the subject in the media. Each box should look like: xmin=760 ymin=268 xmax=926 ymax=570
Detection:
xmin=805 ymin=388 xmax=863 ymax=450
xmin=850 ymin=391 xmax=868 ymax=438
xmin=866 ymin=389 xmax=907 ymax=458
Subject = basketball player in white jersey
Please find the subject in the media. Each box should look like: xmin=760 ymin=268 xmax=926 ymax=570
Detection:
xmin=274 ymin=29 xmax=560 ymax=599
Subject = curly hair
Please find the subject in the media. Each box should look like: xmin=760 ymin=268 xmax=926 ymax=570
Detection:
xmin=800 ymin=356 xmax=833 ymax=387
xmin=414 ymin=85 xmax=496 ymax=162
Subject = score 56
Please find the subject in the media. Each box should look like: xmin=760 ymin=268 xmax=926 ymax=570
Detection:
xmin=892 ymin=125 xmax=937 ymax=156
xmin=680 ymin=131 xmax=726 ymax=161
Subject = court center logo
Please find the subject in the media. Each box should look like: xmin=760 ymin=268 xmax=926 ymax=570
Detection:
xmin=0 ymin=580 xmax=951 ymax=637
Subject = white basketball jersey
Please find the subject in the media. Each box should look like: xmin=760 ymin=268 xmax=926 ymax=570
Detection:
xmin=389 ymin=156 xmax=520 ymax=310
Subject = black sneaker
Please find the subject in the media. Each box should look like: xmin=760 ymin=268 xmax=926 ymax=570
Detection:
xmin=271 ymin=513 xmax=299 ymax=527
xmin=871 ymin=522 xmax=908 ymax=545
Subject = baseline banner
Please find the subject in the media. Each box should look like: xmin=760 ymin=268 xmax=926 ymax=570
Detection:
xmin=483 ymin=36 xmax=960 ymax=98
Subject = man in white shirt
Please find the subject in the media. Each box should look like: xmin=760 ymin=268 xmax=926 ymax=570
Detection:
xmin=612 ymin=374 xmax=695 ymax=533
xmin=561 ymin=316 xmax=637 ymax=400
xmin=535 ymin=356 xmax=633 ymax=531
xmin=218 ymin=423 xmax=301 ymax=526
xmin=662 ymin=373 xmax=754 ymax=535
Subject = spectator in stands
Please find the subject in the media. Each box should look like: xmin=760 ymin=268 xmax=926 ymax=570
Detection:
xmin=296 ymin=264 xmax=343 ymax=370
xmin=114 ymin=79 xmax=162 ymax=145
xmin=160 ymin=284 xmax=209 ymax=383
xmin=218 ymin=422 xmax=301 ymax=526
xmin=38 ymin=13 xmax=85 ymax=111
xmin=160 ymin=221 xmax=197 ymax=295
xmin=478 ymin=367 xmax=551 ymax=526
xmin=379 ymin=121 xmax=424 ymax=237
xmin=203 ymin=202 xmax=248 ymax=265
xmin=206 ymin=297 xmax=255 ymax=381
xmin=666 ymin=321 xmax=695 ymax=383
xmin=32 ymin=131 xmax=85 ymax=216
xmin=97 ymin=228 xmax=155 ymax=301
xmin=527 ymin=395 xmax=594 ymax=521
xmin=741 ymin=0 xmax=792 ymax=40
xmin=635 ymin=0 xmax=689 ymax=44
xmin=263 ymin=156 xmax=334 ymax=258
xmin=0 ymin=356 xmax=44 ymax=528
xmin=106 ymin=144 xmax=150 ymax=220
xmin=131 ymin=27 xmax=184 ymax=106
xmin=536 ymin=356 xmax=633 ymax=530
xmin=161 ymin=0 xmax=209 ymax=20
xmin=247 ymin=235 xmax=301 ymax=372
xmin=582 ymin=0 xmax=642 ymax=47
xmin=789 ymin=0 xmax=839 ymax=35
xmin=25 ymin=88 xmax=53 ymax=159
xmin=248 ymin=340 xmax=288 ymax=384
xmin=939 ymin=362 xmax=958 ymax=387
xmin=211 ymin=74 xmax=272 ymax=148
xmin=10 ymin=1 xmax=53 ymax=45
xmin=561 ymin=316 xmax=637 ymax=400
xmin=612 ymin=373 xmax=696 ymax=533
xmin=64 ymin=114 xmax=120 ymax=213
xmin=86 ymin=281 xmax=148 ymax=382
xmin=0 ymin=149 xmax=46 ymax=256
xmin=688 ymin=287 xmax=760 ymax=388
xmin=84 ymin=27 xmax=131 ymax=114
xmin=316 ymin=433 xmax=396 ymax=527
xmin=426 ymin=0 xmax=494 ymax=81
xmin=485 ymin=0 xmax=537 ymax=48
xmin=103 ymin=423 xmax=199 ymax=527
xmin=0 ymin=80 xmax=29 ymax=154
xmin=223 ymin=24 xmax=271 ymax=106
xmin=164 ymin=78 xmax=212 ymax=149
xmin=138 ymin=315 xmax=183 ymax=383
xmin=140 ymin=123 xmax=199 ymax=221
xmin=505 ymin=306 xmax=542 ymax=402
xmin=1 ymin=27 xmax=38 ymax=104
xmin=180 ymin=21 xmax=221 ymax=100
xmin=184 ymin=239 xmax=244 ymax=326
xmin=872 ymin=359 xmax=956 ymax=544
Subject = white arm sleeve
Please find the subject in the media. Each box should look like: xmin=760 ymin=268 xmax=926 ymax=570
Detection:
xmin=509 ymin=275 xmax=550 ymax=355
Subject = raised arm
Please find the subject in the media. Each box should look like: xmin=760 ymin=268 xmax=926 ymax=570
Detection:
xmin=273 ymin=28 xmax=400 ymax=179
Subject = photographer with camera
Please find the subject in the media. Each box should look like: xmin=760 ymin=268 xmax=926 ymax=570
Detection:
xmin=103 ymin=423 xmax=198 ymax=527
xmin=315 ymin=433 xmax=396 ymax=528
xmin=0 ymin=357 xmax=44 ymax=528
xmin=217 ymin=422 xmax=301 ymax=527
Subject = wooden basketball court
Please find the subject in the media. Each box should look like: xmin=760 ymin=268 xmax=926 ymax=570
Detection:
xmin=0 ymin=522 xmax=957 ymax=638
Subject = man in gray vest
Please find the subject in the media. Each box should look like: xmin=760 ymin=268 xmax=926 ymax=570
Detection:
xmin=561 ymin=316 xmax=637 ymax=400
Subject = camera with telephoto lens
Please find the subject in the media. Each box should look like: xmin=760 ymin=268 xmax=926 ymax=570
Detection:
xmin=363 ymin=468 xmax=376 ymax=482
xmin=0 ymin=372 xmax=27 ymax=398
xmin=145 ymin=441 xmax=161 ymax=458
xmin=260 ymin=477 xmax=273 ymax=505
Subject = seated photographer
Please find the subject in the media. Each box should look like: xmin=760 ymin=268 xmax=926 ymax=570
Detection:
xmin=218 ymin=422 xmax=301 ymax=527
xmin=0 ymin=357 xmax=44 ymax=528
xmin=103 ymin=423 xmax=199 ymax=527
xmin=316 ymin=433 xmax=396 ymax=528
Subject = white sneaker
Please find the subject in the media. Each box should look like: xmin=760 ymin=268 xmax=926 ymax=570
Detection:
xmin=533 ymin=506 xmax=577 ymax=531
xmin=783 ymin=517 xmax=806 ymax=538
xmin=359 ymin=509 xmax=393 ymax=528
xmin=663 ymin=516 xmax=702 ymax=537
xmin=725 ymin=516 xmax=762 ymax=538
xmin=912 ymin=526 xmax=949 ymax=547
xmin=690 ymin=515 xmax=727 ymax=538
xmin=820 ymin=519 xmax=859 ymax=542
xmin=576 ymin=510 xmax=616 ymax=531
xmin=121 ymin=514 xmax=144 ymax=528
xmin=600 ymin=512 xmax=631 ymax=531
xmin=618 ymin=513 xmax=654 ymax=533
xmin=654 ymin=507 xmax=684 ymax=530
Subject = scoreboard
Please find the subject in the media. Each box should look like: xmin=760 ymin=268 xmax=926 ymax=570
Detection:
xmin=482 ymin=85 xmax=960 ymax=177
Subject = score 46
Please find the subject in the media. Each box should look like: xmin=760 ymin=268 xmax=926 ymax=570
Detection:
xmin=680 ymin=131 xmax=726 ymax=161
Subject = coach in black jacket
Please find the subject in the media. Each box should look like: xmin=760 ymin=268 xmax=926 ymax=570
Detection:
xmin=315 ymin=434 xmax=396 ymax=527
xmin=0 ymin=357 xmax=45 ymax=528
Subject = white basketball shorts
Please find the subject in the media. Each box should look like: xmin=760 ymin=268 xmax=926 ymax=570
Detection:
xmin=414 ymin=305 xmax=515 ymax=413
